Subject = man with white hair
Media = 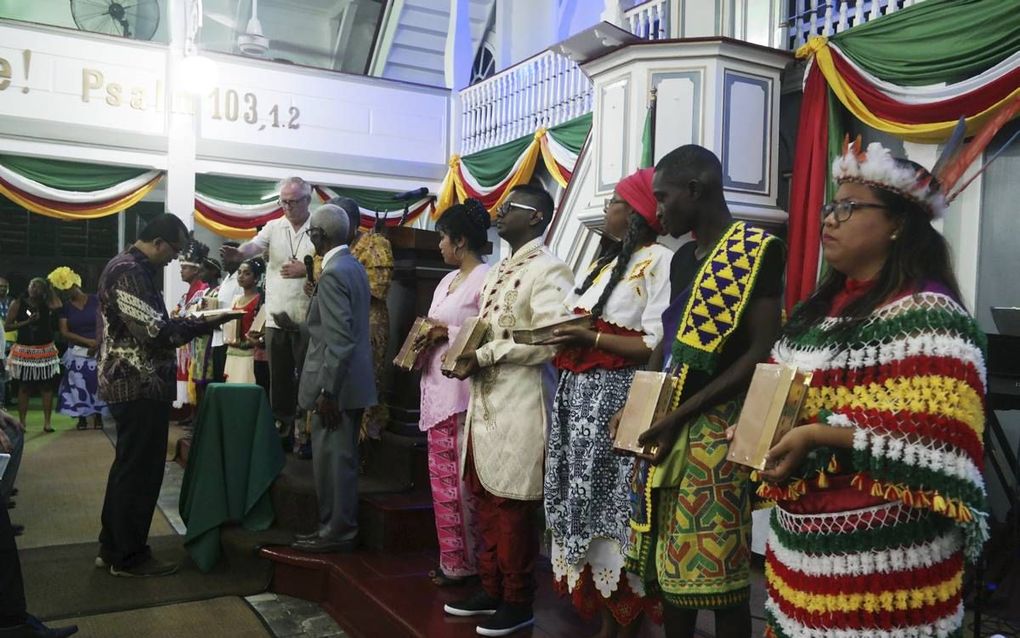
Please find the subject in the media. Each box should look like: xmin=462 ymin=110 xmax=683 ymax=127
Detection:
xmin=290 ymin=204 xmax=377 ymax=553
xmin=221 ymin=177 xmax=315 ymax=446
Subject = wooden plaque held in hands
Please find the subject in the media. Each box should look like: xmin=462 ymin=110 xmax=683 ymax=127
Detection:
xmin=613 ymin=371 xmax=677 ymax=459
xmin=726 ymin=363 xmax=813 ymax=470
xmin=393 ymin=317 xmax=434 ymax=371
xmin=249 ymin=305 xmax=267 ymax=334
xmin=440 ymin=316 xmax=489 ymax=377
xmin=512 ymin=314 xmax=593 ymax=345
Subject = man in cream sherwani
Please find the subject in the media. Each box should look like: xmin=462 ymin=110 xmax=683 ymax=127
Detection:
xmin=443 ymin=184 xmax=573 ymax=637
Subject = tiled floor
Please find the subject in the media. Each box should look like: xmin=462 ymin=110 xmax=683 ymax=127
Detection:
xmin=246 ymin=592 xmax=347 ymax=638
xmin=152 ymin=443 xmax=346 ymax=637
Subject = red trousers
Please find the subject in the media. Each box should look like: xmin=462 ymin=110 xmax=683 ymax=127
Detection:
xmin=465 ymin=448 xmax=539 ymax=605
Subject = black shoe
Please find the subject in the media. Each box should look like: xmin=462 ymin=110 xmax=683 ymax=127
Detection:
xmin=475 ymin=602 xmax=534 ymax=636
xmin=290 ymin=536 xmax=357 ymax=553
xmin=0 ymin=614 xmax=78 ymax=637
xmin=109 ymin=557 xmax=179 ymax=577
xmin=10 ymin=488 xmax=17 ymax=497
xmin=12 ymin=524 xmax=23 ymax=536
xmin=443 ymin=591 xmax=500 ymax=617
xmin=293 ymin=530 xmax=321 ymax=543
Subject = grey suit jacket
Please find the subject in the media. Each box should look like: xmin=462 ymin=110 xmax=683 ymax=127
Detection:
xmin=297 ymin=247 xmax=377 ymax=412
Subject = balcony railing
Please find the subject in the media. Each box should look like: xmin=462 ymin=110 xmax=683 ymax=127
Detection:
xmin=624 ymin=0 xmax=670 ymax=41
xmin=459 ymin=49 xmax=592 ymax=156
xmin=786 ymin=0 xmax=923 ymax=49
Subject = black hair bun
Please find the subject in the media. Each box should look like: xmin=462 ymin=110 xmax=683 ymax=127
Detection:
xmin=463 ymin=198 xmax=492 ymax=232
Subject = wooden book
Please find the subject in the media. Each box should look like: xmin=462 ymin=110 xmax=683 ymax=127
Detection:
xmin=613 ymin=371 xmax=677 ymax=459
xmin=512 ymin=314 xmax=593 ymax=345
xmin=249 ymin=305 xmax=267 ymax=334
xmin=726 ymin=363 xmax=813 ymax=470
xmin=222 ymin=317 xmax=239 ymax=345
xmin=441 ymin=316 xmax=488 ymax=377
xmin=393 ymin=317 xmax=434 ymax=371
xmin=192 ymin=308 xmax=246 ymax=320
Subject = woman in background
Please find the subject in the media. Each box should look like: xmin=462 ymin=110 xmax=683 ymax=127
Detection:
xmin=4 ymin=278 xmax=61 ymax=432
xmin=414 ymin=198 xmax=491 ymax=587
xmin=224 ymin=258 xmax=265 ymax=385
xmin=50 ymin=267 xmax=107 ymax=430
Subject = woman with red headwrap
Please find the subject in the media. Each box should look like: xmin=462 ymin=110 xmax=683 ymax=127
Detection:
xmin=542 ymin=167 xmax=672 ymax=636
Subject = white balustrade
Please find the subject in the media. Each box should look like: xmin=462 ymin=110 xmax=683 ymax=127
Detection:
xmin=459 ymin=49 xmax=594 ymax=155
xmin=624 ymin=0 xmax=671 ymax=40
xmin=786 ymin=0 xmax=927 ymax=50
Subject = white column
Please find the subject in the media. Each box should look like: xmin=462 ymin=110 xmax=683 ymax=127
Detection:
xmin=601 ymin=0 xmax=626 ymax=28
xmin=163 ymin=0 xmax=199 ymax=308
xmin=445 ymin=0 xmax=473 ymax=91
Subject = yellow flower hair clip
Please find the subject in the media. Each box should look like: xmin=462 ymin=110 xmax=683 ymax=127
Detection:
xmin=47 ymin=266 xmax=81 ymax=291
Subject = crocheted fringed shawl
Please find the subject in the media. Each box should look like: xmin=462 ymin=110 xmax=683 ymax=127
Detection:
xmin=764 ymin=288 xmax=990 ymax=562
xmin=629 ymin=221 xmax=778 ymax=531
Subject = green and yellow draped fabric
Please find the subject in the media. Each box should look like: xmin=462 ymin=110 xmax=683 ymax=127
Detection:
xmin=787 ymin=0 xmax=1020 ymax=312
xmin=437 ymin=112 xmax=592 ymax=217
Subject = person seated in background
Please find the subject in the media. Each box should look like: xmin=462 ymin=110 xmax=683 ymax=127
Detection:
xmin=3 ymin=279 xmax=62 ymax=433
xmin=0 ymin=408 xmax=78 ymax=637
xmin=49 ymin=267 xmax=107 ymax=431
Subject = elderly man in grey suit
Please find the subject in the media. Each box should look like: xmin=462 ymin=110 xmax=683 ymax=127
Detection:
xmin=291 ymin=202 xmax=377 ymax=553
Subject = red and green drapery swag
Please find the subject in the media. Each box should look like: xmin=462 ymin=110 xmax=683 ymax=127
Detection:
xmin=787 ymin=0 xmax=1020 ymax=312
xmin=194 ymin=175 xmax=434 ymax=239
xmin=0 ymin=154 xmax=162 ymax=219
xmin=0 ymin=155 xmax=433 ymax=239
xmin=437 ymin=112 xmax=592 ymax=217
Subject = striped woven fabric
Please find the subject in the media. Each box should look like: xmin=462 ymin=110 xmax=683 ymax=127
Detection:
xmin=762 ymin=288 xmax=988 ymax=637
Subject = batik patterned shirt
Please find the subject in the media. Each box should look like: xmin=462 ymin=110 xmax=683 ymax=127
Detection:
xmin=97 ymin=246 xmax=211 ymax=404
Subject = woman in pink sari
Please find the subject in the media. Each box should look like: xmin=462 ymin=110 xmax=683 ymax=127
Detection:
xmin=415 ymin=199 xmax=491 ymax=586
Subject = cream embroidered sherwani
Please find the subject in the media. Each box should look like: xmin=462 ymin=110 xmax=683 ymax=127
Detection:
xmin=465 ymin=237 xmax=573 ymax=500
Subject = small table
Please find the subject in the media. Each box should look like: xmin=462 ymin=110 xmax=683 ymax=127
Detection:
xmin=179 ymin=383 xmax=285 ymax=572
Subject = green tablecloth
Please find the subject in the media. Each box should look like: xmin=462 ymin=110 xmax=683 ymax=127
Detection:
xmin=179 ymin=383 xmax=285 ymax=572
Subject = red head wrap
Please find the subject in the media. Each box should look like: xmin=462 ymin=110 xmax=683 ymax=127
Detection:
xmin=615 ymin=167 xmax=662 ymax=235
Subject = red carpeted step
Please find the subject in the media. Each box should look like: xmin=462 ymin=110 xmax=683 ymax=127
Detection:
xmin=260 ymin=547 xmax=600 ymax=638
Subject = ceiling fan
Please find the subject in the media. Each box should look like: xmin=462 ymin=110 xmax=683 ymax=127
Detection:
xmin=204 ymin=0 xmax=344 ymax=61
xmin=70 ymin=0 xmax=161 ymax=41
xmin=205 ymin=0 xmax=269 ymax=56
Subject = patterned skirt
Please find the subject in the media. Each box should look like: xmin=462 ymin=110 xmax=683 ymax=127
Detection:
xmin=765 ymin=499 xmax=965 ymax=638
xmin=57 ymin=345 xmax=108 ymax=417
xmin=545 ymin=367 xmax=657 ymax=624
xmin=625 ymin=400 xmax=752 ymax=610
xmin=7 ymin=343 xmax=60 ymax=382
xmin=426 ymin=412 xmax=478 ymax=578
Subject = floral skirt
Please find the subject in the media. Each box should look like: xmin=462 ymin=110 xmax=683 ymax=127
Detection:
xmin=545 ymin=367 xmax=656 ymax=624
xmin=58 ymin=345 xmax=108 ymax=417
xmin=7 ymin=343 xmax=60 ymax=382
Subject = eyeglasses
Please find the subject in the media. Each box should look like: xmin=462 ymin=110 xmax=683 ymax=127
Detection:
xmin=497 ymin=201 xmax=539 ymax=216
xmin=307 ymin=225 xmax=324 ymax=236
xmin=279 ymin=196 xmax=310 ymax=208
xmin=821 ymin=200 xmax=891 ymax=224
xmin=603 ymin=198 xmax=626 ymax=212
xmin=160 ymin=237 xmax=184 ymax=256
